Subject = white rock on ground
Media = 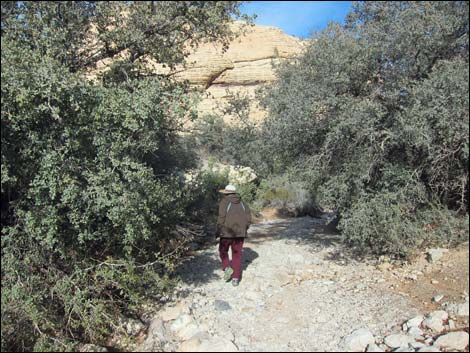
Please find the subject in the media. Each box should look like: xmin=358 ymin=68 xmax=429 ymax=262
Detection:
xmin=176 ymin=322 xmax=203 ymax=340
xmin=197 ymin=337 xmax=239 ymax=352
xmin=178 ymin=338 xmax=203 ymax=352
xmin=383 ymin=333 xmax=413 ymax=349
xmin=393 ymin=347 xmax=415 ymax=352
xmin=407 ymin=326 xmax=424 ymax=338
xmin=421 ymin=310 xmax=449 ymax=333
xmin=160 ymin=303 xmax=188 ymax=321
xmin=421 ymin=317 xmax=444 ymax=333
xmin=141 ymin=318 xmax=166 ymax=351
xmin=404 ymin=316 xmax=424 ymax=330
xmin=366 ymin=343 xmax=385 ymax=352
xmin=427 ymin=310 xmax=449 ymax=322
xmin=426 ymin=249 xmax=447 ymax=263
xmin=170 ymin=314 xmax=193 ymax=332
xmin=177 ymin=332 xmax=210 ymax=352
xmin=409 ymin=341 xmax=425 ymax=350
xmin=417 ymin=347 xmax=441 ymax=352
xmin=341 ymin=328 xmax=375 ymax=352
xmin=433 ymin=331 xmax=469 ymax=351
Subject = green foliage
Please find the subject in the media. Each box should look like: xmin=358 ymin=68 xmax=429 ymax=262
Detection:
xmin=258 ymin=1 xmax=469 ymax=255
xmin=1 ymin=1 xmax=251 ymax=72
xmin=183 ymin=168 xmax=230 ymax=226
xmin=192 ymin=92 xmax=270 ymax=175
xmin=1 ymin=1 xmax=250 ymax=351
xmin=237 ymin=181 xmax=258 ymax=206
xmin=339 ymin=190 xmax=469 ymax=258
xmin=255 ymin=174 xmax=318 ymax=217
xmin=1 ymin=43 xmax=187 ymax=350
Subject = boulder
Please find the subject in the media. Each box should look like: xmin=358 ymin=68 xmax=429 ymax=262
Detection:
xmin=366 ymin=343 xmax=385 ymax=352
xmin=341 ymin=328 xmax=375 ymax=352
xmin=421 ymin=317 xmax=444 ymax=333
xmin=170 ymin=314 xmax=193 ymax=332
xmin=433 ymin=331 xmax=469 ymax=351
xmin=197 ymin=337 xmax=239 ymax=352
xmin=384 ymin=333 xmax=413 ymax=349
xmin=426 ymin=249 xmax=448 ymax=263
xmin=141 ymin=318 xmax=167 ymax=351
xmin=403 ymin=316 xmax=424 ymax=330
xmin=160 ymin=303 xmax=190 ymax=322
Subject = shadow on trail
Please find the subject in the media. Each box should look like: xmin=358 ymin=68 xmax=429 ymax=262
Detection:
xmin=247 ymin=216 xmax=364 ymax=266
xmin=242 ymin=247 xmax=259 ymax=271
xmin=176 ymin=215 xmax=347 ymax=287
xmin=247 ymin=216 xmax=342 ymax=250
xmin=175 ymin=242 xmax=260 ymax=287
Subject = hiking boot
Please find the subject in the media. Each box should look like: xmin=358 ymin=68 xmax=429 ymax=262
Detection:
xmin=223 ymin=267 xmax=234 ymax=282
xmin=231 ymin=278 xmax=240 ymax=287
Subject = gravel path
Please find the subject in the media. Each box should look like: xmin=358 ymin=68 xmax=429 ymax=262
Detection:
xmin=139 ymin=217 xmax=428 ymax=352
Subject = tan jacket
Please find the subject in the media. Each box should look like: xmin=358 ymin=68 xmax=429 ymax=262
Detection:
xmin=217 ymin=193 xmax=252 ymax=238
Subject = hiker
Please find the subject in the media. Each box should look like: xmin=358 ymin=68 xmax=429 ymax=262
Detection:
xmin=216 ymin=184 xmax=252 ymax=287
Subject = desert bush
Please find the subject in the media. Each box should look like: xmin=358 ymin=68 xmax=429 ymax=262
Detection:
xmin=255 ymin=174 xmax=318 ymax=217
xmin=1 ymin=1 xmax=250 ymax=351
xmin=192 ymin=93 xmax=270 ymax=176
xmin=339 ymin=191 xmax=469 ymax=257
xmin=183 ymin=168 xmax=230 ymax=226
xmin=259 ymin=1 xmax=469 ymax=256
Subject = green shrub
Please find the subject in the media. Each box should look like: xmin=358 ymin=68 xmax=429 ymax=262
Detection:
xmin=1 ymin=2 xmax=251 ymax=351
xmin=339 ymin=191 xmax=469 ymax=258
xmin=258 ymin=1 xmax=469 ymax=256
xmin=339 ymin=191 xmax=425 ymax=257
xmin=183 ymin=168 xmax=230 ymax=226
xmin=255 ymin=174 xmax=318 ymax=217
xmin=192 ymin=93 xmax=271 ymax=177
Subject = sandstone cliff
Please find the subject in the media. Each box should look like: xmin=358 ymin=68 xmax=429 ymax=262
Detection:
xmin=91 ymin=22 xmax=305 ymax=123
xmin=172 ymin=22 xmax=305 ymax=123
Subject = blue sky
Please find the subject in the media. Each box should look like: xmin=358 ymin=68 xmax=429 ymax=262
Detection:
xmin=239 ymin=1 xmax=353 ymax=38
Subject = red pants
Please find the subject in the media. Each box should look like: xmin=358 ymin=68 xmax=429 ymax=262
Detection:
xmin=219 ymin=237 xmax=244 ymax=279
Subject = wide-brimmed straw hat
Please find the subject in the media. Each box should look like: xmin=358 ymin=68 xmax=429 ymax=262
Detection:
xmin=218 ymin=184 xmax=237 ymax=194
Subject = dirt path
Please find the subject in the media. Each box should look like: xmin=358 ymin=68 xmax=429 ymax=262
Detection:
xmin=140 ymin=216 xmax=470 ymax=352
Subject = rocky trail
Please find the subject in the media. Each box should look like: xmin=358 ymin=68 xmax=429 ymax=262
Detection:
xmin=135 ymin=216 xmax=469 ymax=352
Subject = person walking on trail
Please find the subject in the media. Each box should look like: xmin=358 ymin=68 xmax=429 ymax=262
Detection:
xmin=216 ymin=184 xmax=252 ymax=287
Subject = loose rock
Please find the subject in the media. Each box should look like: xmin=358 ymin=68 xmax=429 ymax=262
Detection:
xmin=198 ymin=337 xmax=239 ymax=352
xmin=341 ymin=328 xmax=375 ymax=352
xmin=426 ymin=249 xmax=447 ymax=263
xmin=171 ymin=314 xmax=193 ymax=332
xmin=433 ymin=331 xmax=469 ymax=351
xmin=421 ymin=317 xmax=444 ymax=333
xmin=384 ymin=333 xmax=413 ymax=349
xmin=366 ymin=343 xmax=385 ymax=352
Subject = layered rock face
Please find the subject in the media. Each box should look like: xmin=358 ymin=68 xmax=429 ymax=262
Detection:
xmin=92 ymin=22 xmax=305 ymax=124
xmin=172 ymin=23 xmax=305 ymax=123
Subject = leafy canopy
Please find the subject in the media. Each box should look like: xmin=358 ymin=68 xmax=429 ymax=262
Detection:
xmin=1 ymin=1 xmax=250 ymax=351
